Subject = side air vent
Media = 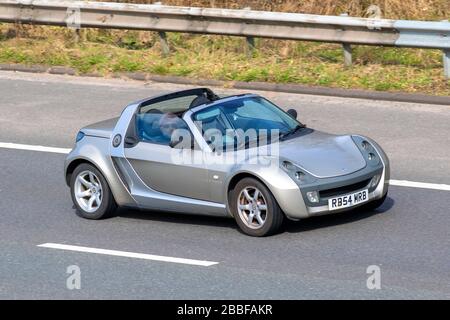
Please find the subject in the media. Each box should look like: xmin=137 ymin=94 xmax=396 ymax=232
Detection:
xmin=111 ymin=157 xmax=130 ymax=192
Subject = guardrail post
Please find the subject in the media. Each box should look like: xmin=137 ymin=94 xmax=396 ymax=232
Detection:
xmin=158 ymin=31 xmax=170 ymax=57
xmin=243 ymin=7 xmax=255 ymax=58
xmin=340 ymin=13 xmax=352 ymax=68
xmin=343 ymin=43 xmax=352 ymax=68
xmin=246 ymin=36 xmax=256 ymax=58
xmin=153 ymin=2 xmax=169 ymax=57
xmin=444 ymin=50 xmax=450 ymax=80
xmin=65 ymin=4 xmax=82 ymax=43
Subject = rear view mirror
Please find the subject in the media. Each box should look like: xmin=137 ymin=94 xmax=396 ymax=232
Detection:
xmin=287 ymin=109 xmax=298 ymax=119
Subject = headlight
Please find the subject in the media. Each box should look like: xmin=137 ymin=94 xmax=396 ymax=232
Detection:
xmin=370 ymin=174 xmax=381 ymax=188
xmin=352 ymin=136 xmax=380 ymax=166
xmin=281 ymin=160 xmax=316 ymax=184
xmin=306 ymin=191 xmax=320 ymax=203
xmin=76 ymin=131 xmax=85 ymax=143
xmin=281 ymin=160 xmax=295 ymax=171
xmin=361 ymin=140 xmax=371 ymax=150
xmin=295 ymin=171 xmax=306 ymax=181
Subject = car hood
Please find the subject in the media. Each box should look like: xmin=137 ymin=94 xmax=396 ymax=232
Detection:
xmin=81 ymin=117 xmax=119 ymax=139
xmin=277 ymin=130 xmax=366 ymax=178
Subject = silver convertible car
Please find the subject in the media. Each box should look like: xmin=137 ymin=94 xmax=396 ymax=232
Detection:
xmin=65 ymin=88 xmax=389 ymax=236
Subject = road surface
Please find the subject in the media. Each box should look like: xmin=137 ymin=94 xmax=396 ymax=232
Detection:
xmin=0 ymin=71 xmax=449 ymax=299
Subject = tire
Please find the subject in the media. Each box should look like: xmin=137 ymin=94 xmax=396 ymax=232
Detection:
xmin=70 ymin=163 xmax=117 ymax=220
xmin=363 ymin=193 xmax=388 ymax=211
xmin=230 ymin=178 xmax=284 ymax=237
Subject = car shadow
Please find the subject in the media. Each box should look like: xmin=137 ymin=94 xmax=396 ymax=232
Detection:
xmin=114 ymin=196 xmax=395 ymax=234
xmin=115 ymin=208 xmax=239 ymax=230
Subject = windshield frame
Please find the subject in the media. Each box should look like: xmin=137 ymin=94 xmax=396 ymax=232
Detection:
xmin=189 ymin=94 xmax=304 ymax=151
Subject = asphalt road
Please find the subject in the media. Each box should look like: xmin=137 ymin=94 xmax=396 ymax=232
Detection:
xmin=0 ymin=71 xmax=449 ymax=299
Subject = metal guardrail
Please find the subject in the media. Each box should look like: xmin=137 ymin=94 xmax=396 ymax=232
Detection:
xmin=0 ymin=0 xmax=449 ymax=78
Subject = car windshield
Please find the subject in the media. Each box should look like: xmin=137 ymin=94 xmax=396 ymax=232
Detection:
xmin=192 ymin=96 xmax=302 ymax=149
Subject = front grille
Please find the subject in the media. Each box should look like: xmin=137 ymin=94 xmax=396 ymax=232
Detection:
xmin=319 ymin=178 xmax=371 ymax=198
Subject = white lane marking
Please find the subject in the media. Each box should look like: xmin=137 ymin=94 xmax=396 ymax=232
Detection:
xmin=37 ymin=243 xmax=219 ymax=267
xmin=2 ymin=142 xmax=450 ymax=192
xmin=0 ymin=142 xmax=70 ymax=154
xmin=389 ymin=180 xmax=450 ymax=191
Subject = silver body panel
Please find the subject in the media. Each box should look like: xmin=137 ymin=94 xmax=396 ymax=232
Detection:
xmin=64 ymin=93 xmax=390 ymax=221
xmin=81 ymin=117 xmax=119 ymax=139
xmin=278 ymin=131 xmax=366 ymax=178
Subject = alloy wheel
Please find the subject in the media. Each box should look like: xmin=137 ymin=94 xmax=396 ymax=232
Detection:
xmin=74 ymin=170 xmax=103 ymax=213
xmin=237 ymin=186 xmax=268 ymax=229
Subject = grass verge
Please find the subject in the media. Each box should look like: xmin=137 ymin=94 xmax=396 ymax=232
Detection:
xmin=0 ymin=26 xmax=448 ymax=96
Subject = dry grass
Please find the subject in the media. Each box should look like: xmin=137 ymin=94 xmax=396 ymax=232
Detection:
xmin=1 ymin=28 xmax=448 ymax=95
xmin=0 ymin=0 xmax=448 ymax=95
xmin=105 ymin=0 xmax=448 ymax=20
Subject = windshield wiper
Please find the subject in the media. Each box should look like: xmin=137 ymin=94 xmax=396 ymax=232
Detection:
xmin=280 ymin=124 xmax=306 ymax=140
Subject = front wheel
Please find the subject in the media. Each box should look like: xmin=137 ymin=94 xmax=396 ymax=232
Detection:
xmin=230 ymin=178 xmax=284 ymax=237
xmin=70 ymin=163 xmax=117 ymax=219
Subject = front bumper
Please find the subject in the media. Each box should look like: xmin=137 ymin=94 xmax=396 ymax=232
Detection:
xmin=306 ymin=175 xmax=388 ymax=217
xmin=278 ymin=135 xmax=390 ymax=220
xmin=281 ymin=162 xmax=389 ymax=220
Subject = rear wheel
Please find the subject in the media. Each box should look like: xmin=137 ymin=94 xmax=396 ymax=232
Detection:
xmin=70 ymin=163 xmax=117 ymax=219
xmin=230 ymin=178 xmax=284 ymax=237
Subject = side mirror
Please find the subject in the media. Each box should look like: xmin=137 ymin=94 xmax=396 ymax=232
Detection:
xmin=124 ymin=136 xmax=138 ymax=146
xmin=287 ymin=109 xmax=298 ymax=119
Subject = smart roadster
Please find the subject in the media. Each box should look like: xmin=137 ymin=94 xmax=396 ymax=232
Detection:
xmin=65 ymin=88 xmax=389 ymax=236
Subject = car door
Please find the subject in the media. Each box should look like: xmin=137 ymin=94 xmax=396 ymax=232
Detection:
xmin=123 ymin=105 xmax=210 ymax=201
xmin=124 ymin=141 xmax=210 ymax=201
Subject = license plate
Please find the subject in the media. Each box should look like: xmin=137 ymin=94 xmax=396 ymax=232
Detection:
xmin=328 ymin=189 xmax=369 ymax=211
